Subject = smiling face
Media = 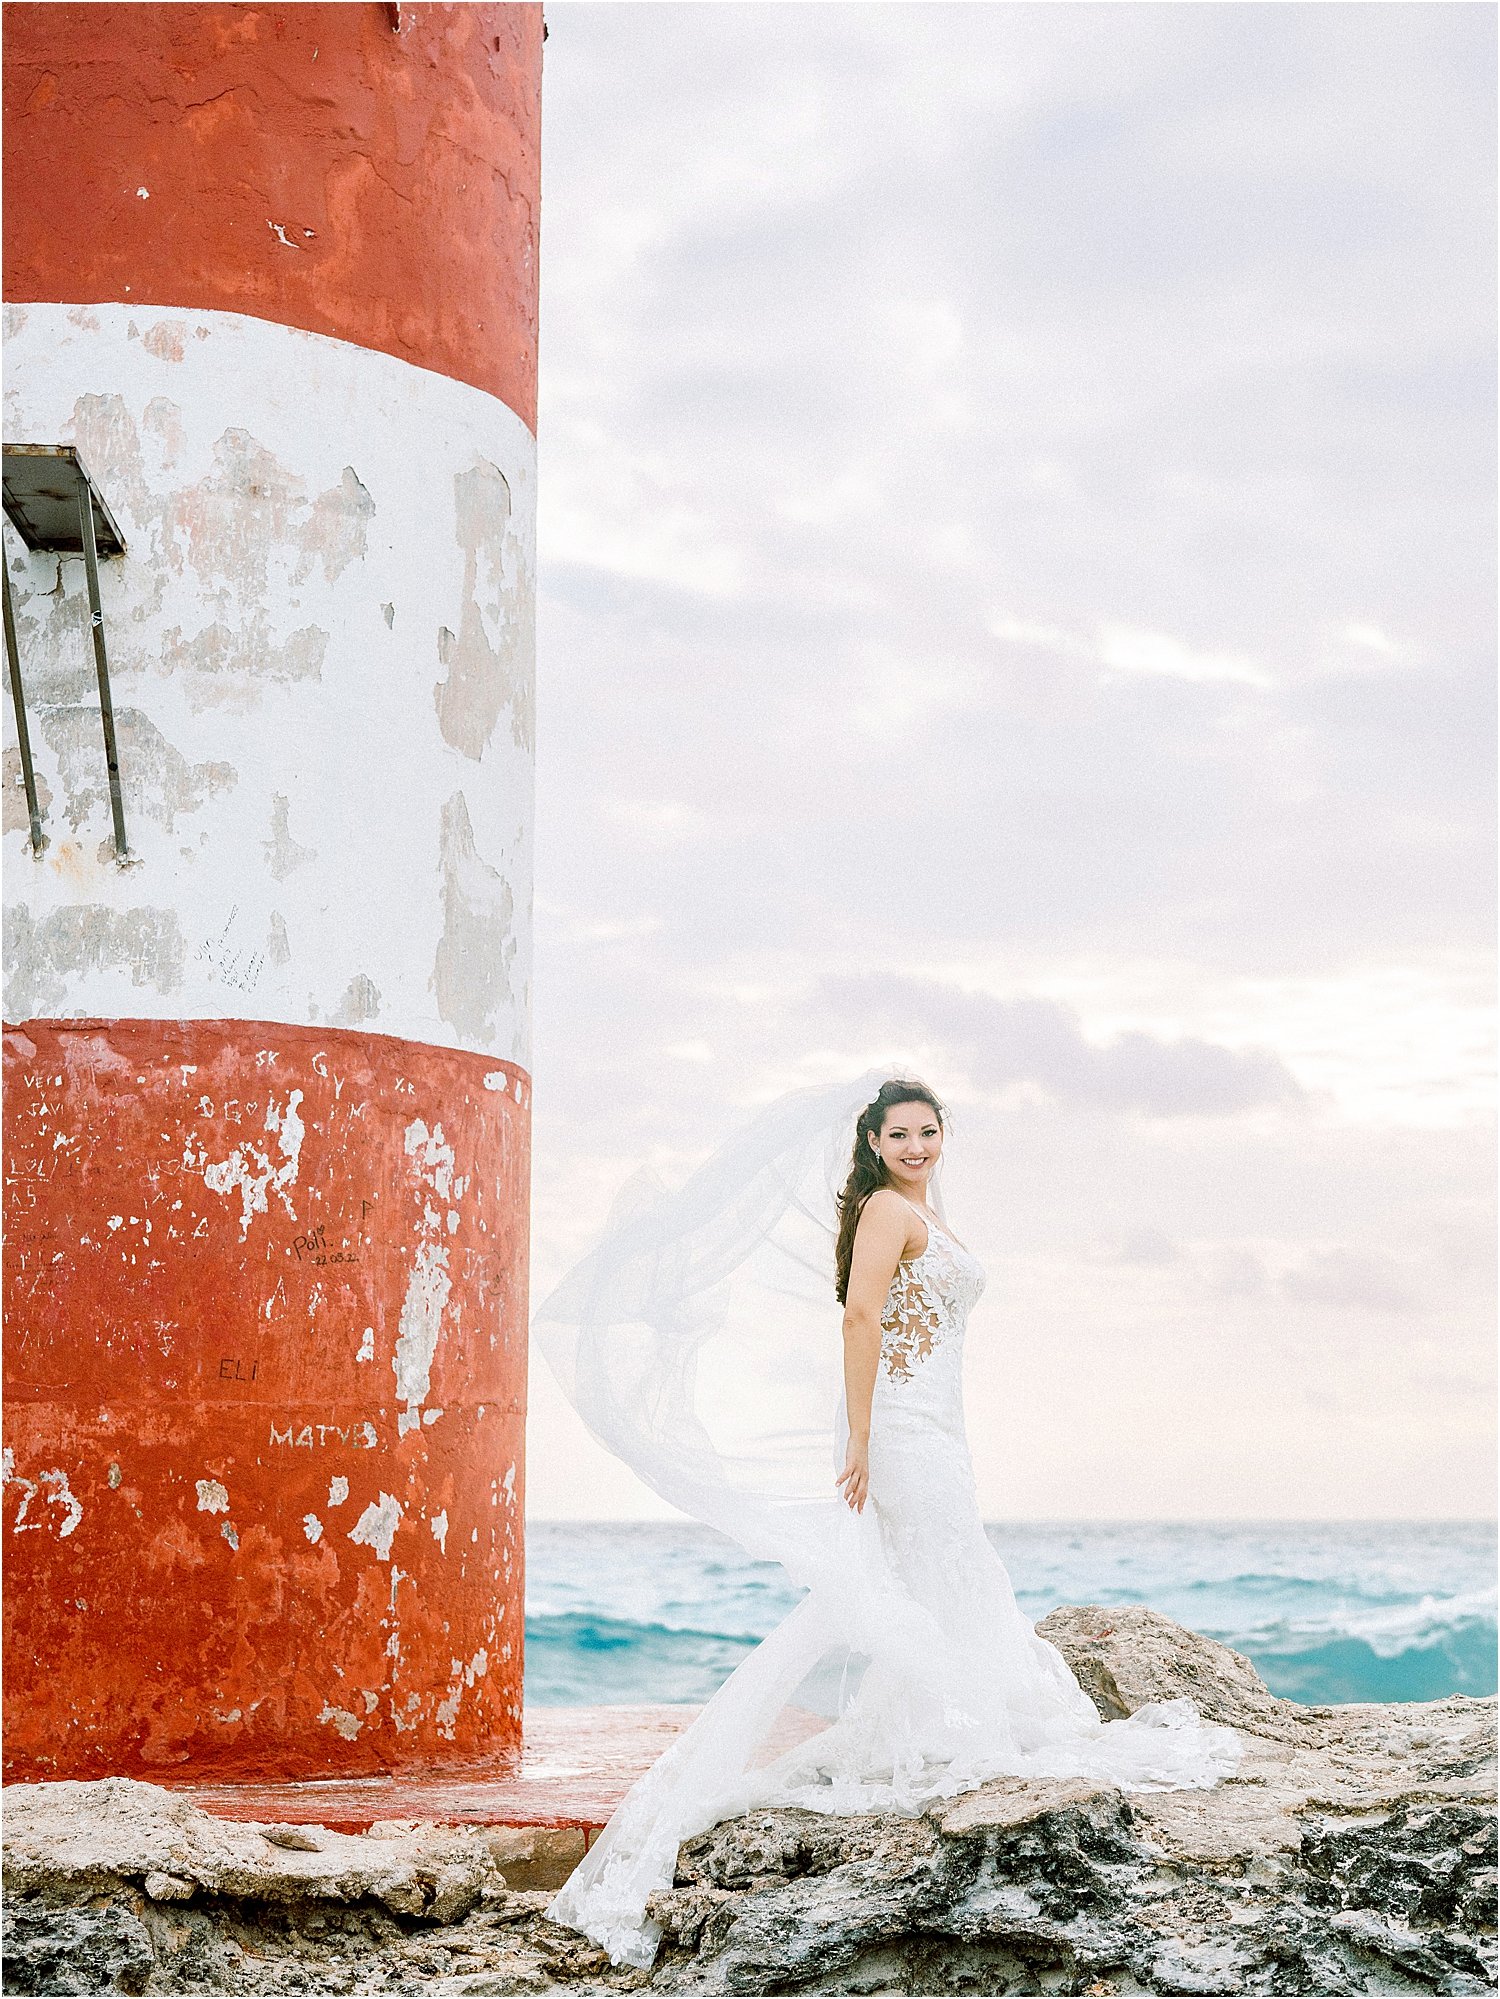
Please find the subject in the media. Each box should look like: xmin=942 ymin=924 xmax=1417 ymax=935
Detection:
xmin=868 ymin=1099 xmax=943 ymax=1197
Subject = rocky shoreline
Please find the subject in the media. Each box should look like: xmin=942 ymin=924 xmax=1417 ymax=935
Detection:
xmin=3 ymin=1606 xmax=1495 ymax=1996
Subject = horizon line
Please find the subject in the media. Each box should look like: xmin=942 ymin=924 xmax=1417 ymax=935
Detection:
xmin=527 ymin=1514 xmax=1499 ymax=1528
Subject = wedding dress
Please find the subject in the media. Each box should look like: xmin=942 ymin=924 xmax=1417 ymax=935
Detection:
xmin=535 ymin=1070 xmax=1242 ymax=1969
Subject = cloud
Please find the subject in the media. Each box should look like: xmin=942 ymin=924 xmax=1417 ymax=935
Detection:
xmin=989 ymin=614 xmax=1276 ymax=690
xmin=1204 ymin=1248 xmax=1270 ymax=1299
xmin=1095 ymin=624 xmax=1274 ymax=691
xmin=1279 ymin=1247 xmax=1421 ymax=1315
xmin=1111 ymin=1228 xmax=1182 ymax=1266
xmin=816 ymin=975 xmax=1304 ymax=1118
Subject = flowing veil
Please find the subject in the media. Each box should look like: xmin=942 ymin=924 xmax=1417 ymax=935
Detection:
xmin=533 ymin=1064 xmax=916 ymax=1585
xmin=530 ymin=1068 xmax=1242 ymax=1968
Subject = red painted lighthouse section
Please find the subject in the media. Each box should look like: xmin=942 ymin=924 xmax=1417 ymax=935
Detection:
xmin=3 ymin=2 xmax=542 ymax=426
xmin=5 ymin=1022 xmax=529 ymax=1778
xmin=3 ymin=4 xmax=539 ymax=1784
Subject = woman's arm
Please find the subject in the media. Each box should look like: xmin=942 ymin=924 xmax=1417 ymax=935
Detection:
xmin=836 ymin=1191 xmax=912 ymax=1513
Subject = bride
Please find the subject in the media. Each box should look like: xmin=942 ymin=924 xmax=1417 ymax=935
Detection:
xmin=534 ymin=1071 xmax=1243 ymax=1969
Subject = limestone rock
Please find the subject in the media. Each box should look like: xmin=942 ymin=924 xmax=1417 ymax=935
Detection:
xmin=1 ymin=1903 xmax=154 ymax=1996
xmin=1 ymin=1774 xmax=500 ymax=1919
xmin=1038 ymin=1600 xmax=1299 ymax=1734
xmin=2 ymin=1611 xmax=1495 ymax=1994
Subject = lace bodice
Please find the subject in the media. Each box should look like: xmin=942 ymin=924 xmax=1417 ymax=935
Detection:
xmin=874 ymin=1201 xmax=986 ymax=1434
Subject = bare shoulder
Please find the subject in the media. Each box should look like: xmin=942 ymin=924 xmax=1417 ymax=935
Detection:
xmin=857 ymin=1187 xmax=919 ymax=1241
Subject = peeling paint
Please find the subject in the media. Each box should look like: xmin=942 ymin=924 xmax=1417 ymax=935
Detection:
xmin=264 ymin=795 xmax=315 ymax=881
xmin=392 ymin=1240 xmax=451 ymax=1437
xmin=4 ymin=1455 xmax=85 ymax=1539
xmin=195 ymin=1479 xmax=229 ymax=1514
xmin=4 ymin=904 xmax=185 ymax=1020
xmin=404 ymin=1116 xmax=455 ymax=1200
xmin=434 ymin=457 xmax=532 ymax=760
xmin=327 ymin=1477 xmax=349 ymax=1507
xmin=317 ymin=1703 xmax=363 ymax=1741
xmin=391 ymin=1115 xmax=461 ymax=1435
xmin=3 ymin=746 xmax=52 ymax=834
xmin=433 ymin=792 xmax=515 ymax=1047
xmin=141 ymin=318 xmax=188 ymax=365
xmin=331 ymin=972 xmax=381 ymax=1026
xmin=302 ymin=1514 xmax=323 ymax=1543
xmin=348 ymin=1492 xmax=401 ymax=1561
xmin=43 ymin=705 xmax=235 ymax=839
xmin=142 ymin=394 xmax=186 ymax=464
xmin=429 ymin=1509 xmax=448 ymax=1554
xmin=301 ymin=466 xmax=375 ymax=584
xmin=198 ymin=1088 xmax=305 ymax=1238
xmin=174 ymin=425 xmax=373 ymax=606
xmin=5 ymin=308 xmax=534 ymax=1069
xmin=159 ymin=616 xmax=328 ymax=711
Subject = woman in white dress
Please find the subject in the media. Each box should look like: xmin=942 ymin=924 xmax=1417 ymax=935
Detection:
xmin=535 ymin=1072 xmax=1242 ymax=1969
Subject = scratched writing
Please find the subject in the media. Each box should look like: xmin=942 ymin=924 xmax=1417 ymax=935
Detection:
xmin=195 ymin=906 xmax=266 ymax=995
xmin=270 ymin=1421 xmax=377 ymax=1450
xmin=289 ymin=1222 xmax=360 ymax=1268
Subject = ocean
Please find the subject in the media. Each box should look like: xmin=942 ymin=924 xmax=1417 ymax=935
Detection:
xmin=525 ymin=1519 xmax=1498 ymax=1709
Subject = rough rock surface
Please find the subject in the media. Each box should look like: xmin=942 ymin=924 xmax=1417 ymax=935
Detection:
xmin=3 ymin=1606 xmax=1495 ymax=1995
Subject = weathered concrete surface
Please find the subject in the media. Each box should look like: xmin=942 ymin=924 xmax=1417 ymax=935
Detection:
xmin=4 ymin=1020 xmax=530 ymax=1782
xmin=4 ymin=5 xmax=543 ymax=429
xmin=174 ymin=1706 xmax=701 ymax=1836
xmin=2 ymin=306 xmax=536 ymax=1064
xmin=3 ymin=1611 xmax=1494 ymax=1995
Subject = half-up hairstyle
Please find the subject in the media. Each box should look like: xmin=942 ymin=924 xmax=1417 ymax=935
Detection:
xmin=834 ymin=1078 xmax=947 ymax=1305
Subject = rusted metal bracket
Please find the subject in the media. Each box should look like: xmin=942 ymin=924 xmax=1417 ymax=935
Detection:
xmin=2 ymin=443 xmax=129 ymax=859
xmin=1 ymin=543 xmax=45 ymax=854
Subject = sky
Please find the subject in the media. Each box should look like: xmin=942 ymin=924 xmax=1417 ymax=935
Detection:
xmin=524 ymin=1 xmax=1496 ymax=1521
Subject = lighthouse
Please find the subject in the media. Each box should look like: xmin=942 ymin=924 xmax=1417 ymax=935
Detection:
xmin=2 ymin=3 xmax=541 ymax=1781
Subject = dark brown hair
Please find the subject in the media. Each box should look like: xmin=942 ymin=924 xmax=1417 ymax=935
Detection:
xmin=833 ymin=1079 xmax=947 ymax=1305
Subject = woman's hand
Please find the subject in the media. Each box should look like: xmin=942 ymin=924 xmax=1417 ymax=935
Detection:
xmin=836 ymin=1439 xmax=869 ymax=1513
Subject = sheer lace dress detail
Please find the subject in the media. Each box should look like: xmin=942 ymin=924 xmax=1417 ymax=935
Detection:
xmin=879 ymin=1259 xmax=944 ymax=1380
xmin=878 ymin=1205 xmax=982 ymax=1384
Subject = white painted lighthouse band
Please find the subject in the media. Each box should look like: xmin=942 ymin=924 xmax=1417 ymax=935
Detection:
xmin=2 ymin=3 xmax=542 ymax=1780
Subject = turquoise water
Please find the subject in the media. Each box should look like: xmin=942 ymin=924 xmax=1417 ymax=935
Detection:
xmin=525 ymin=1519 xmax=1497 ymax=1709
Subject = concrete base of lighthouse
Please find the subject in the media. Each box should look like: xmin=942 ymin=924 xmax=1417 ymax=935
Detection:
xmin=153 ymin=1703 xmax=834 ymax=1888
xmin=165 ymin=1707 xmax=700 ymax=1879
